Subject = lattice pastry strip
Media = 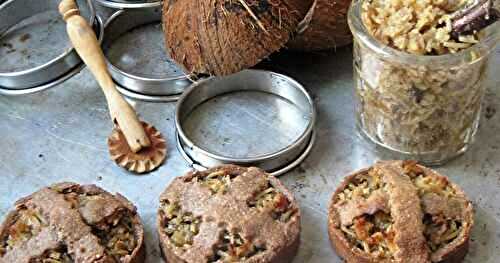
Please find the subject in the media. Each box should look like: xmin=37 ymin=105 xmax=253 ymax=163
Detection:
xmin=329 ymin=161 xmax=473 ymax=263
xmin=157 ymin=165 xmax=301 ymax=263
xmin=0 ymin=183 xmax=145 ymax=263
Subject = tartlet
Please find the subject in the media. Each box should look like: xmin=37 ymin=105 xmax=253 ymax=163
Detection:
xmin=0 ymin=182 xmax=145 ymax=263
xmin=157 ymin=165 xmax=300 ymax=263
xmin=328 ymin=161 xmax=473 ymax=263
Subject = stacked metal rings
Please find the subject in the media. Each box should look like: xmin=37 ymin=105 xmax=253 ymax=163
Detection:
xmin=102 ymin=6 xmax=191 ymax=102
xmin=0 ymin=0 xmax=102 ymax=95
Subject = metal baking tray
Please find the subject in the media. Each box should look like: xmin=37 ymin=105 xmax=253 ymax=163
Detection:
xmin=175 ymin=70 xmax=317 ymax=176
xmin=102 ymin=7 xmax=190 ymax=102
xmin=0 ymin=0 xmax=99 ymax=92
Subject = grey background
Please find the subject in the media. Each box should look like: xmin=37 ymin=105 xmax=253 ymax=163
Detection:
xmin=0 ymin=4 xmax=499 ymax=263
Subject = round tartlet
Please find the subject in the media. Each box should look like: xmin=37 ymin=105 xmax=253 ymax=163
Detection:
xmin=157 ymin=165 xmax=301 ymax=263
xmin=328 ymin=161 xmax=473 ymax=263
xmin=0 ymin=182 xmax=145 ymax=263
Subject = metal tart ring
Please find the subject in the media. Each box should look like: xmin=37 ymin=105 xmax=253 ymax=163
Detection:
xmin=0 ymin=63 xmax=85 ymax=95
xmin=0 ymin=15 xmax=104 ymax=95
xmin=176 ymin=130 xmax=317 ymax=177
xmin=0 ymin=0 xmax=97 ymax=90
xmin=115 ymin=83 xmax=181 ymax=102
xmin=102 ymin=8 xmax=190 ymax=100
xmin=93 ymin=0 xmax=160 ymax=10
xmin=175 ymin=69 xmax=317 ymax=176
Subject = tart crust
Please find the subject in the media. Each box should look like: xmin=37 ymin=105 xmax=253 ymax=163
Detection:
xmin=157 ymin=165 xmax=300 ymax=263
xmin=0 ymin=182 xmax=145 ymax=263
xmin=328 ymin=161 xmax=473 ymax=263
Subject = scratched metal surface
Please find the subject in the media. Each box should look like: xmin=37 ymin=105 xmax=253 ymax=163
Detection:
xmin=0 ymin=6 xmax=500 ymax=263
xmin=0 ymin=10 xmax=70 ymax=72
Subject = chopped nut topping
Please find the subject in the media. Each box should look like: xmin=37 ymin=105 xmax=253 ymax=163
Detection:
xmin=413 ymin=174 xmax=456 ymax=198
xmin=355 ymin=46 xmax=485 ymax=157
xmin=2 ymin=209 xmax=46 ymax=250
xmin=338 ymin=170 xmax=384 ymax=202
xmin=199 ymin=171 xmax=235 ymax=194
xmin=423 ymin=214 xmax=462 ymax=252
xmin=362 ymin=0 xmax=479 ymax=55
xmin=405 ymin=162 xmax=457 ymax=198
xmin=50 ymin=184 xmax=78 ymax=194
xmin=340 ymin=212 xmax=395 ymax=259
xmin=404 ymin=163 xmax=464 ymax=252
xmin=159 ymin=166 xmax=300 ymax=263
xmin=63 ymin=192 xmax=80 ymax=209
xmin=1 ymin=184 xmax=143 ymax=263
xmin=334 ymin=168 xmax=395 ymax=259
xmin=350 ymin=212 xmax=396 ymax=259
xmin=333 ymin=163 xmax=472 ymax=261
xmin=248 ymin=183 xmax=295 ymax=222
xmin=93 ymin=214 xmax=137 ymax=262
xmin=37 ymin=247 xmax=73 ymax=263
xmin=160 ymin=201 xmax=201 ymax=248
xmin=210 ymin=230 xmax=265 ymax=262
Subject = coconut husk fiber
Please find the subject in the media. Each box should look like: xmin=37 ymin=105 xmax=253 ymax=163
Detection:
xmin=288 ymin=0 xmax=352 ymax=51
xmin=163 ymin=0 xmax=312 ymax=76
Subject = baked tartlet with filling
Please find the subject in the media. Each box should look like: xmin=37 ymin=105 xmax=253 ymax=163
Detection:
xmin=0 ymin=182 xmax=145 ymax=263
xmin=328 ymin=161 xmax=473 ymax=263
xmin=157 ymin=165 xmax=300 ymax=263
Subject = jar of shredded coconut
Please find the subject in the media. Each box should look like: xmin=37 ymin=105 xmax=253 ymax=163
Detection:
xmin=348 ymin=0 xmax=499 ymax=164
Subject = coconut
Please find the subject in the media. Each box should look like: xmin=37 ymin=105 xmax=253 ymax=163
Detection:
xmin=288 ymin=0 xmax=352 ymax=51
xmin=163 ymin=0 xmax=312 ymax=76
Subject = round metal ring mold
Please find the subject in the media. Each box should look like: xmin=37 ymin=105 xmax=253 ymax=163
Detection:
xmin=93 ymin=0 xmax=160 ymax=10
xmin=175 ymin=69 xmax=317 ymax=176
xmin=102 ymin=8 xmax=191 ymax=100
xmin=0 ymin=0 xmax=97 ymax=90
xmin=0 ymin=15 xmax=104 ymax=95
xmin=115 ymin=83 xmax=181 ymax=102
xmin=0 ymin=63 xmax=85 ymax=95
xmin=176 ymin=130 xmax=317 ymax=177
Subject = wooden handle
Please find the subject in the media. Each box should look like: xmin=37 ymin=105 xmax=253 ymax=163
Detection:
xmin=59 ymin=0 xmax=151 ymax=153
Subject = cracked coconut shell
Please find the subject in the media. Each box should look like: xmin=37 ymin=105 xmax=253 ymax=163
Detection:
xmin=163 ymin=0 xmax=312 ymax=76
xmin=288 ymin=0 xmax=352 ymax=51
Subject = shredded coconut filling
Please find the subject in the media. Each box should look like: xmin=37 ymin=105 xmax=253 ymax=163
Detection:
xmin=362 ymin=0 xmax=478 ymax=55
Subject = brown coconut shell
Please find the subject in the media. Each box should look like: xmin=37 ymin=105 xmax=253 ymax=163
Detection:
xmin=162 ymin=0 xmax=313 ymax=76
xmin=288 ymin=0 xmax=352 ymax=51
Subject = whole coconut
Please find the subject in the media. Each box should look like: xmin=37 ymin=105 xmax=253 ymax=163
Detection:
xmin=163 ymin=0 xmax=312 ymax=76
xmin=288 ymin=0 xmax=352 ymax=51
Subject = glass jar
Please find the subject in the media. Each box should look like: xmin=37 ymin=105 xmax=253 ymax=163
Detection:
xmin=348 ymin=0 xmax=499 ymax=165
